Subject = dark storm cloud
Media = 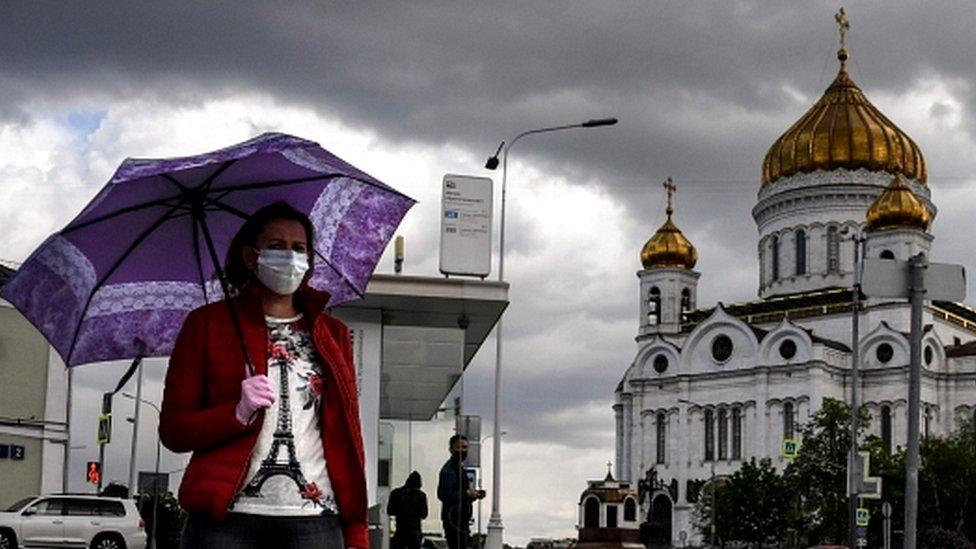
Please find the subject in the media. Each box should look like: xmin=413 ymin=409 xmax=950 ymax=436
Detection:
xmin=4 ymin=1 xmax=976 ymax=185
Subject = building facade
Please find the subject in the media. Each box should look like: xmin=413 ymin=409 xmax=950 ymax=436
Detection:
xmin=613 ymin=27 xmax=976 ymax=545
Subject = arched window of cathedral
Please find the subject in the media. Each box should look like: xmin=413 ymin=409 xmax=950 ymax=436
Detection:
xmin=656 ymin=412 xmax=666 ymax=464
xmin=732 ymin=407 xmax=742 ymax=460
xmin=704 ymin=409 xmax=714 ymax=461
xmin=783 ymin=401 xmax=795 ymax=440
xmin=880 ymin=249 xmax=896 ymax=260
xmin=717 ymin=408 xmax=728 ymax=460
xmin=779 ymin=339 xmax=797 ymax=360
xmin=771 ymin=235 xmax=780 ymax=280
xmin=795 ymin=229 xmax=807 ymax=275
xmin=583 ymin=497 xmax=600 ymax=528
xmin=924 ymin=345 xmax=934 ymax=366
xmin=653 ymin=354 xmax=668 ymax=374
xmin=681 ymin=288 xmax=692 ymax=323
xmin=876 ymin=343 xmax=894 ymax=364
xmin=881 ymin=405 xmax=892 ymax=454
xmin=623 ymin=497 xmax=637 ymax=522
xmin=711 ymin=335 xmax=733 ymax=363
xmin=827 ymin=225 xmax=840 ymax=272
xmin=648 ymin=287 xmax=661 ymax=325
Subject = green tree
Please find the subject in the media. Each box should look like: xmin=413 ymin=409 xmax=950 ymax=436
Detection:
xmin=692 ymin=459 xmax=790 ymax=547
xmin=783 ymin=398 xmax=870 ymax=546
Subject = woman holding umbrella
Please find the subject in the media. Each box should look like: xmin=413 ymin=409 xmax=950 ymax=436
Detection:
xmin=160 ymin=201 xmax=367 ymax=549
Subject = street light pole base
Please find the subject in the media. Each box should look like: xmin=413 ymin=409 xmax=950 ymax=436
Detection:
xmin=485 ymin=516 xmax=504 ymax=549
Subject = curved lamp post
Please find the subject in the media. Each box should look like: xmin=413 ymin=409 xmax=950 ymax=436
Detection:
xmin=483 ymin=117 xmax=617 ymax=549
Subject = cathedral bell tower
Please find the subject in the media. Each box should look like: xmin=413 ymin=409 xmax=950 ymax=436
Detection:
xmin=863 ymin=173 xmax=933 ymax=260
xmin=638 ymin=178 xmax=700 ymax=336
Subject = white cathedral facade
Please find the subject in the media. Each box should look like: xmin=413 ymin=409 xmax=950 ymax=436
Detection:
xmin=613 ymin=24 xmax=976 ymax=546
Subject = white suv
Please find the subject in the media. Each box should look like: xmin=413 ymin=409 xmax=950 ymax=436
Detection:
xmin=0 ymin=495 xmax=146 ymax=549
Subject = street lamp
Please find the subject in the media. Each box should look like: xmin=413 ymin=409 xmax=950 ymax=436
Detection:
xmin=677 ymin=398 xmax=717 ymax=548
xmin=841 ymin=225 xmax=866 ymax=549
xmin=123 ymin=392 xmax=161 ymax=549
xmin=483 ymin=117 xmax=617 ymax=549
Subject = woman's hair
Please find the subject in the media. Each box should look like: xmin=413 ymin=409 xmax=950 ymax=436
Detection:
xmin=223 ymin=201 xmax=315 ymax=293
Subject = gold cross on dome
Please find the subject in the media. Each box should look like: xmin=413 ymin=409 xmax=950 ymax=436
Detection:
xmin=606 ymin=461 xmax=613 ymax=475
xmin=663 ymin=177 xmax=676 ymax=218
xmin=835 ymin=8 xmax=850 ymax=51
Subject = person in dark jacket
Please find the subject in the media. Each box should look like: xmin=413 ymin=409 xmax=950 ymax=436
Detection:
xmin=387 ymin=471 xmax=428 ymax=549
xmin=437 ymin=435 xmax=485 ymax=549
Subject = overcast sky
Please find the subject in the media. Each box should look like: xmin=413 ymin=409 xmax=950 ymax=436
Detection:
xmin=4 ymin=1 xmax=976 ymax=544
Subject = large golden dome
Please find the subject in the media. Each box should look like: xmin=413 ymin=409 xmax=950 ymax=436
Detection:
xmin=865 ymin=174 xmax=931 ymax=232
xmin=761 ymin=50 xmax=926 ymax=187
xmin=641 ymin=178 xmax=698 ymax=269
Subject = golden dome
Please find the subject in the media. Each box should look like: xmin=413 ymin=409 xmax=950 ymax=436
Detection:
xmin=865 ymin=174 xmax=931 ymax=232
xmin=641 ymin=178 xmax=698 ymax=269
xmin=761 ymin=50 xmax=926 ymax=187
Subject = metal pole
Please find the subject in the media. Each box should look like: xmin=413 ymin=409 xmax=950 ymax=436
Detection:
xmin=97 ymin=443 xmax=105 ymax=493
xmin=903 ymin=253 xmax=926 ymax=549
xmin=883 ymin=502 xmax=891 ymax=549
xmin=128 ymin=360 xmax=143 ymax=497
xmin=848 ymin=230 xmax=863 ymax=547
xmin=63 ymin=367 xmax=73 ymax=493
xmin=151 ymin=436 xmax=160 ymax=549
xmin=485 ymin=139 xmax=509 ymax=549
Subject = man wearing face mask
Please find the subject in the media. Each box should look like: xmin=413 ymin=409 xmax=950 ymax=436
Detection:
xmin=437 ymin=435 xmax=485 ymax=549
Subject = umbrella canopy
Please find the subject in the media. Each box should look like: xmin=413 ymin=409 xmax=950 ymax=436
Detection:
xmin=1 ymin=132 xmax=415 ymax=368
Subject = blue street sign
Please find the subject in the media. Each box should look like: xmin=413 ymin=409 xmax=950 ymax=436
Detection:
xmin=0 ymin=444 xmax=8 ymax=459
xmin=10 ymin=445 xmax=25 ymax=460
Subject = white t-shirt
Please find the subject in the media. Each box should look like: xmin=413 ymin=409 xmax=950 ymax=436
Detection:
xmin=232 ymin=314 xmax=338 ymax=516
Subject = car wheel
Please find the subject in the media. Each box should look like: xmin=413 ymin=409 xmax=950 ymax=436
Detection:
xmin=90 ymin=533 xmax=126 ymax=549
xmin=0 ymin=529 xmax=17 ymax=549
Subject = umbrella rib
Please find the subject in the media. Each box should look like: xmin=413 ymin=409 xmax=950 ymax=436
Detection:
xmin=65 ymin=199 xmax=189 ymax=365
xmin=162 ymin=173 xmax=250 ymax=220
xmin=198 ymin=159 xmax=238 ymax=191
xmin=62 ymin=196 xmax=185 ymax=234
xmin=313 ymin=249 xmax=365 ymax=301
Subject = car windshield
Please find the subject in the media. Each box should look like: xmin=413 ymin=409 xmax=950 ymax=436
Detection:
xmin=5 ymin=497 xmax=36 ymax=512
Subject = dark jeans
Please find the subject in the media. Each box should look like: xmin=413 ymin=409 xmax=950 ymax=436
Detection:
xmin=181 ymin=512 xmax=344 ymax=549
xmin=443 ymin=522 xmax=469 ymax=549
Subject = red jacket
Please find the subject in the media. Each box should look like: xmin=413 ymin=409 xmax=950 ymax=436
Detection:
xmin=159 ymin=284 xmax=368 ymax=548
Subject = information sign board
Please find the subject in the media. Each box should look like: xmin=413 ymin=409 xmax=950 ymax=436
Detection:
xmin=439 ymin=174 xmax=492 ymax=277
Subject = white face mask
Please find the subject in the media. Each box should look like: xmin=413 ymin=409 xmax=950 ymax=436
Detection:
xmin=255 ymin=249 xmax=309 ymax=295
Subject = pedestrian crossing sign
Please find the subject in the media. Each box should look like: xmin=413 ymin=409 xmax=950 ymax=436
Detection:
xmin=782 ymin=438 xmax=799 ymax=459
xmin=856 ymin=507 xmax=870 ymax=527
xmin=97 ymin=413 xmax=111 ymax=445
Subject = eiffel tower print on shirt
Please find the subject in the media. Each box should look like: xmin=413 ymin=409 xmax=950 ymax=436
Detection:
xmin=241 ymin=321 xmax=323 ymax=503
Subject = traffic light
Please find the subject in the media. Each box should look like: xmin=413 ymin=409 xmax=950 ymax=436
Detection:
xmin=86 ymin=461 xmax=101 ymax=485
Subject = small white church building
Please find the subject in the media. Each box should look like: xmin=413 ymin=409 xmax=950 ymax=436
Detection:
xmin=613 ymin=18 xmax=976 ymax=546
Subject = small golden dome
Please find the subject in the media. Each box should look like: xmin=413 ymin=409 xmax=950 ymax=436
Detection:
xmin=761 ymin=47 xmax=926 ymax=187
xmin=641 ymin=178 xmax=697 ymax=269
xmin=865 ymin=174 xmax=931 ymax=232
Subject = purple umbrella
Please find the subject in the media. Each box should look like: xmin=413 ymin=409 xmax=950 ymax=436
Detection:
xmin=1 ymin=132 xmax=415 ymax=372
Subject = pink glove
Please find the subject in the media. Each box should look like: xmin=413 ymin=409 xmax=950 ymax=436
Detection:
xmin=235 ymin=375 xmax=276 ymax=426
